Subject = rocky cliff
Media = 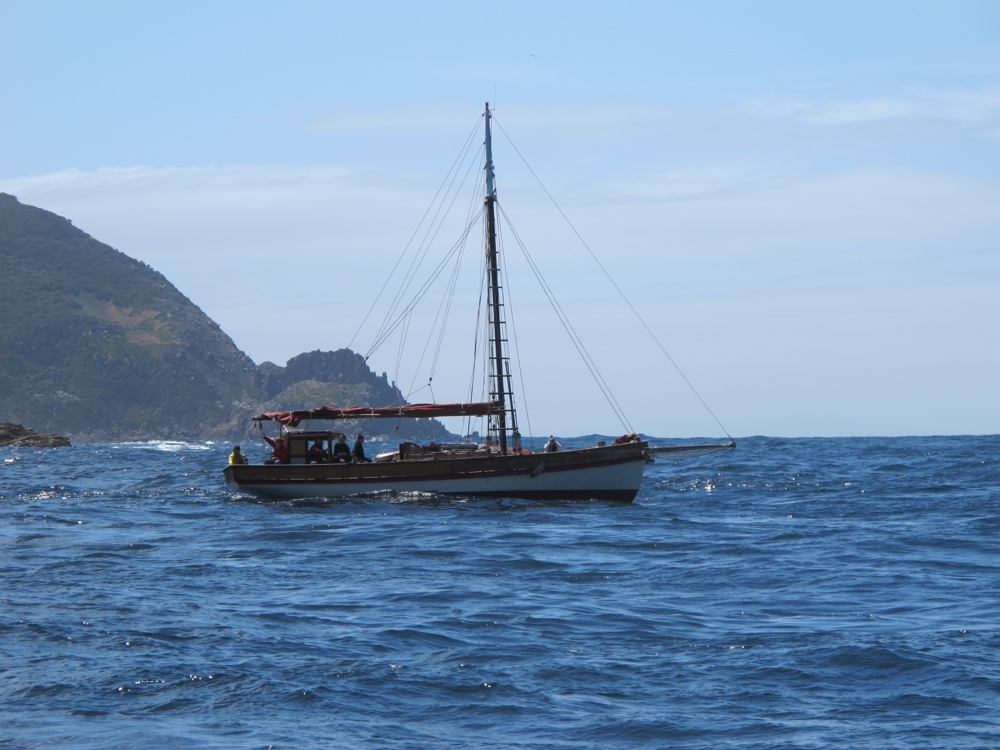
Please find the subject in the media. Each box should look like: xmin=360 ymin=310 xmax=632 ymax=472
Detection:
xmin=0 ymin=423 xmax=70 ymax=447
xmin=257 ymin=350 xmax=455 ymax=441
xmin=0 ymin=194 xmax=454 ymax=442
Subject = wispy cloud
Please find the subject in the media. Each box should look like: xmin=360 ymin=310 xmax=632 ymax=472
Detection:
xmin=303 ymin=100 xmax=704 ymax=137
xmin=303 ymin=88 xmax=1000 ymax=139
xmin=1 ymin=164 xmax=362 ymax=194
xmin=745 ymin=86 xmax=1000 ymax=125
xmin=304 ymin=102 xmax=475 ymax=132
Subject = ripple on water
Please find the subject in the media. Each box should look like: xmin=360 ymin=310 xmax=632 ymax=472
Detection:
xmin=1 ymin=436 xmax=998 ymax=749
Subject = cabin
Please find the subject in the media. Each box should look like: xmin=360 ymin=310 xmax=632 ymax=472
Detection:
xmin=285 ymin=431 xmax=337 ymax=464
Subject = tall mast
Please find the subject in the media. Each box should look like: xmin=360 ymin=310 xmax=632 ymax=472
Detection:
xmin=483 ymin=102 xmax=516 ymax=453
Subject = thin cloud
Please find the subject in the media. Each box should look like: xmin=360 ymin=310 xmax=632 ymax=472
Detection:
xmin=1 ymin=164 xmax=361 ymax=194
xmin=303 ymin=100 xmax=702 ymax=138
xmin=745 ymin=86 xmax=1000 ymax=125
xmin=303 ymin=90 xmax=1000 ymax=141
xmin=304 ymin=103 xmax=474 ymax=133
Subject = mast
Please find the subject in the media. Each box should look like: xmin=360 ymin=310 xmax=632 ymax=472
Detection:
xmin=483 ymin=102 xmax=517 ymax=453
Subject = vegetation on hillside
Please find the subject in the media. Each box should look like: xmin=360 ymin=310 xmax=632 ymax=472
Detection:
xmin=0 ymin=194 xmax=455 ymax=442
xmin=256 ymin=351 xmax=457 ymax=441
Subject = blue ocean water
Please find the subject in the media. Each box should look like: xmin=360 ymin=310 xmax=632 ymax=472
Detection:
xmin=2 ymin=435 xmax=998 ymax=749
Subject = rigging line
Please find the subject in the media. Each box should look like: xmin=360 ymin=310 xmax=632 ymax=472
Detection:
xmin=363 ymin=208 xmax=485 ymax=359
xmin=405 ymin=226 xmax=468 ymax=399
xmin=485 ymin=241 xmax=517 ymax=431
xmin=466 ymin=251 xmax=488 ymax=404
xmin=429 ymin=241 xmax=465 ymax=377
xmin=492 ymin=115 xmax=732 ymax=440
xmin=393 ymin=311 xmax=411 ymax=389
xmin=337 ymin=123 xmax=482 ymax=392
xmin=497 ymin=202 xmax=633 ymax=433
xmin=380 ymin=144 xmax=483 ymax=343
xmin=496 ymin=219 xmax=536 ymax=449
xmin=405 ymin=236 xmax=466 ymax=397
xmin=366 ymin=208 xmax=483 ymax=359
xmin=489 ymin=217 xmax=517 ymax=425
xmin=482 ymin=215 xmax=504 ymax=417
xmin=348 ymin=114 xmax=483 ymax=352
xmin=477 ymin=243 xmax=495 ymax=439
xmin=340 ymin=144 xmax=483 ymax=392
xmin=491 ymin=218 xmax=517 ymax=421
xmin=402 ymin=383 xmax=430 ymax=401
xmin=504 ymin=211 xmax=630 ymax=433
xmin=428 ymin=154 xmax=487 ymax=382
xmin=374 ymin=141 xmax=485 ymax=351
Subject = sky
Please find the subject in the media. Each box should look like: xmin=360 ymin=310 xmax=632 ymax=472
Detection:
xmin=1 ymin=0 xmax=997 ymax=438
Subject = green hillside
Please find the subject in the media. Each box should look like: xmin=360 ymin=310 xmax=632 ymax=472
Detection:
xmin=257 ymin=350 xmax=456 ymax=441
xmin=0 ymin=193 xmax=262 ymax=440
xmin=0 ymin=194 xmax=454 ymax=442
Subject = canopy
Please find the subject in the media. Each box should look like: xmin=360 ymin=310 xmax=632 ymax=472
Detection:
xmin=254 ymin=402 xmax=500 ymax=427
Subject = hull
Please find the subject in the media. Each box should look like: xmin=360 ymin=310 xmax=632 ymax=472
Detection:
xmin=223 ymin=442 xmax=647 ymax=502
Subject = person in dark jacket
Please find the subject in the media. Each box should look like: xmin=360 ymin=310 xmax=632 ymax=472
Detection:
xmin=307 ymin=440 xmax=328 ymax=463
xmin=332 ymin=434 xmax=352 ymax=463
xmin=353 ymin=434 xmax=371 ymax=463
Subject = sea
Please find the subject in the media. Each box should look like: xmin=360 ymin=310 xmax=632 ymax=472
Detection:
xmin=1 ymin=434 xmax=998 ymax=749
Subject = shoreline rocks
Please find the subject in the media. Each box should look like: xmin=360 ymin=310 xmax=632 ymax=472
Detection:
xmin=0 ymin=423 xmax=71 ymax=448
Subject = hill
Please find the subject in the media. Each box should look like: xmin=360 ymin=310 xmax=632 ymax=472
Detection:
xmin=0 ymin=194 xmax=454 ymax=442
xmin=256 ymin=349 xmax=456 ymax=441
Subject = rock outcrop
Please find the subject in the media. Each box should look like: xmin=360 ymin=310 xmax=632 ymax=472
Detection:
xmin=255 ymin=349 xmax=456 ymax=441
xmin=0 ymin=423 xmax=71 ymax=447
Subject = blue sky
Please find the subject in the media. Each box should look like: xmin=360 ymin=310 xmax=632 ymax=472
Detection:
xmin=2 ymin=1 xmax=998 ymax=437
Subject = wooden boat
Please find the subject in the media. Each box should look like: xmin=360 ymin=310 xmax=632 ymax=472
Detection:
xmin=224 ymin=427 xmax=646 ymax=502
xmin=223 ymin=104 xmax=731 ymax=502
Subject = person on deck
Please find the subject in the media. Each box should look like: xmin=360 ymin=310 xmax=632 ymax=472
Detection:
xmin=332 ymin=434 xmax=352 ymax=463
xmin=307 ymin=440 xmax=328 ymax=463
xmin=353 ymin=434 xmax=371 ymax=463
xmin=228 ymin=445 xmax=248 ymax=464
xmin=263 ymin=434 xmax=289 ymax=464
xmin=544 ymin=436 xmax=561 ymax=453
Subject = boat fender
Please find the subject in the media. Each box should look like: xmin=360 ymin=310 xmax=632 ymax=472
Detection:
xmin=530 ymin=461 xmax=548 ymax=478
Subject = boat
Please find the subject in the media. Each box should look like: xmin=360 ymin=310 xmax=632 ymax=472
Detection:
xmin=223 ymin=104 xmax=733 ymax=502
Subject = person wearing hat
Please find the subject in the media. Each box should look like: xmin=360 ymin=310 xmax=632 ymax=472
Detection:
xmin=544 ymin=436 xmax=561 ymax=453
xmin=228 ymin=445 xmax=248 ymax=464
